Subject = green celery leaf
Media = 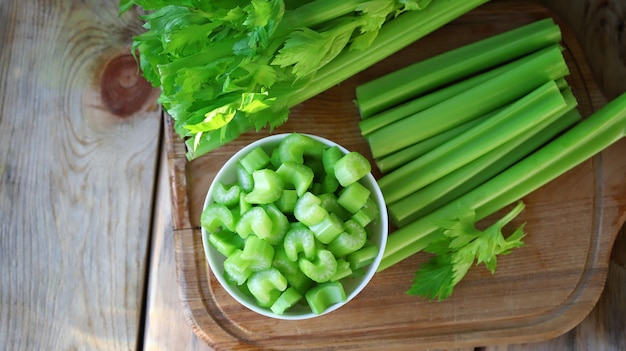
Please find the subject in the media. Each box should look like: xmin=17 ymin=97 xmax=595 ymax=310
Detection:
xmin=272 ymin=18 xmax=359 ymax=79
xmin=408 ymin=201 xmax=527 ymax=300
xmin=407 ymin=255 xmax=455 ymax=300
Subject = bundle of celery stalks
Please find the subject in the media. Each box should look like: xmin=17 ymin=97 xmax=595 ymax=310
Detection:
xmin=355 ymin=19 xmax=626 ymax=300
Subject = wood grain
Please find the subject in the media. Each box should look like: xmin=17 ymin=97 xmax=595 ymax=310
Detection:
xmin=0 ymin=1 xmax=160 ymax=349
xmin=161 ymin=1 xmax=626 ymax=350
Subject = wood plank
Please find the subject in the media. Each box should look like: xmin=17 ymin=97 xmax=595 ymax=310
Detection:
xmin=0 ymin=1 xmax=161 ymax=349
xmin=142 ymin=124 xmax=213 ymax=351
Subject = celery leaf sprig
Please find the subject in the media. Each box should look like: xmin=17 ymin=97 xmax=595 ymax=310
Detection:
xmin=407 ymin=201 xmax=526 ymax=301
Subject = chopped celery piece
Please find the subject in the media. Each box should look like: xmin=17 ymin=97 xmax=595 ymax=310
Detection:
xmin=294 ymin=192 xmax=328 ymax=226
xmin=283 ymin=269 xmax=315 ymax=295
xmin=283 ymin=225 xmax=317 ymax=262
xmin=276 ymin=189 xmax=298 ymax=214
xmin=322 ymin=145 xmax=345 ymax=176
xmin=236 ymin=162 xmax=254 ymax=192
xmin=351 ymin=197 xmax=379 ymax=228
xmin=309 ymin=213 xmax=343 ymax=244
xmin=270 ymin=147 xmax=282 ymax=169
xmin=236 ymin=206 xmax=273 ymax=239
xmin=278 ymin=133 xmax=326 ymax=163
xmin=247 ymin=268 xmax=288 ymax=307
xmin=276 ymin=161 xmax=314 ymax=197
xmin=337 ymin=181 xmax=371 ymax=214
xmin=208 ymin=230 xmax=244 ymax=257
xmin=212 ymin=182 xmax=241 ymax=207
xmin=331 ymin=259 xmax=353 ymax=282
xmin=348 ymin=244 xmax=379 ymax=270
xmin=334 ymin=151 xmax=371 ymax=187
xmin=244 ymin=169 xmax=284 ymax=204
xmin=223 ymin=249 xmax=253 ymax=286
xmin=318 ymin=193 xmax=351 ymax=221
xmin=270 ymin=287 xmax=303 ymax=315
xmin=238 ymin=192 xmax=252 ymax=216
xmin=304 ymin=157 xmax=325 ymax=182
xmin=263 ymin=204 xmax=290 ymax=245
xmin=320 ymin=173 xmax=340 ymax=194
xmin=299 ymin=249 xmax=338 ymax=283
xmin=201 ymin=203 xmax=236 ymax=233
xmin=241 ymin=235 xmax=275 ymax=271
xmin=272 ymin=246 xmax=300 ymax=277
xmin=239 ymin=146 xmax=271 ymax=173
xmin=305 ymin=281 xmax=347 ymax=315
xmin=327 ymin=219 xmax=367 ymax=257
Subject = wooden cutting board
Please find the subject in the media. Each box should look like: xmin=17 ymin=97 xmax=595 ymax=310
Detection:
xmin=164 ymin=1 xmax=626 ymax=350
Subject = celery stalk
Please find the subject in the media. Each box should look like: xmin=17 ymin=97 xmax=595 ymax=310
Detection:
xmin=277 ymin=0 xmax=492 ymax=109
xmin=366 ymin=45 xmax=569 ymax=159
xmin=389 ymin=90 xmax=580 ymax=226
xmin=359 ymin=60 xmax=515 ymax=136
xmin=379 ymin=92 xmax=626 ymax=271
xmin=356 ymin=18 xmax=562 ymax=118
xmin=375 ymin=111 xmax=494 ymax=173
xmin=378 ymin=80 xmax=568 ymax=204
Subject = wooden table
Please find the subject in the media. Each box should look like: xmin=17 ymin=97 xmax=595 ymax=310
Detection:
xmin=1 ymin=0 xmax=623 ymax=350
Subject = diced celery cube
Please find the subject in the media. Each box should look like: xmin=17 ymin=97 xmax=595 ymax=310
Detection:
xmin=262 ymin=203 xmax=289 ymax=245
xmin=294 ymin=192 xmax=328 ymax=227
xmin=305 ymin=281 xmax=347 ymax=315
xmin=283 ymin=269 xmax=314 ymax=294
xmin=351 ymin=197 xmax=379 ymax=227
xmin=283 ymin=225 xmax=316 ymax=262
xmin=238 ymin=192 xmax=252 ymax=216
xmin=309 ymin=213 xmax=343 ymax=244
xmin=201 ymin=203 xmax=236 ymax=233
xmin=241 ymin=235 xmax=275 ymax=271
xmin=247 ymin=268 xmax=288 ymax=307
xmin=320 ymin=174 xmax=339 ymax=194
xmin=236 ymin=206 xmax=273 ymax=239
xmin=272 ymin=246 xmax=300 ymax=277
xmin=244 ymin=169 xmax=284 ymax=204
xmin=327 ymin=219 xmax=367 ymax=257
xmin=348 ymin=243 xmax=379 ymax=270
xmin=334 ymin=151 xmax=371 ymax=187
xmin=331 ymin=259 xmax=353 ymax=282
xmin=208 ymin=230 xmax=244 ymax=257
xmin=276 ymin=161 xmax=314 ymax=197
xmin=278 ymin=133 xmax=325 ymax=164
xmin=298 ymin=249 xmax=338 ymax=283
xmin=338 ymin=182 xmax=371 ymax=214
xmin=276 ymin=189 xmax=298 ymax=214
xmin=318 ymin=193 xmax=351 ymax=221
xmin=212 ymin=182 xmax=241 ymax=207
xmin=223 ymin=249 xmax=253 ymax=285
xmin=270 ymin=287 xmax=303 ymax=315
xmin=239 ymin=146 xmax=270 ymax=173
xmin=322 ymin=145 xmax=345 ymax=177
xmin=236 ymin=162 xmax=254 ymax=192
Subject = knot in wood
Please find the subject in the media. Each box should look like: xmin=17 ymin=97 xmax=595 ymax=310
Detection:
xmin=100 ymin=54 xmax=153 ymax=118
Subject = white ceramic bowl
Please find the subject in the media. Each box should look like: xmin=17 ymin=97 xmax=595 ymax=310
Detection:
xmin=201 ymin=133 xmax=388 ymax=320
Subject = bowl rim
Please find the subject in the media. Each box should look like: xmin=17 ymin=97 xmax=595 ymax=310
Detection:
xmin=200 ymin=133 xmax=388 ymax=320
